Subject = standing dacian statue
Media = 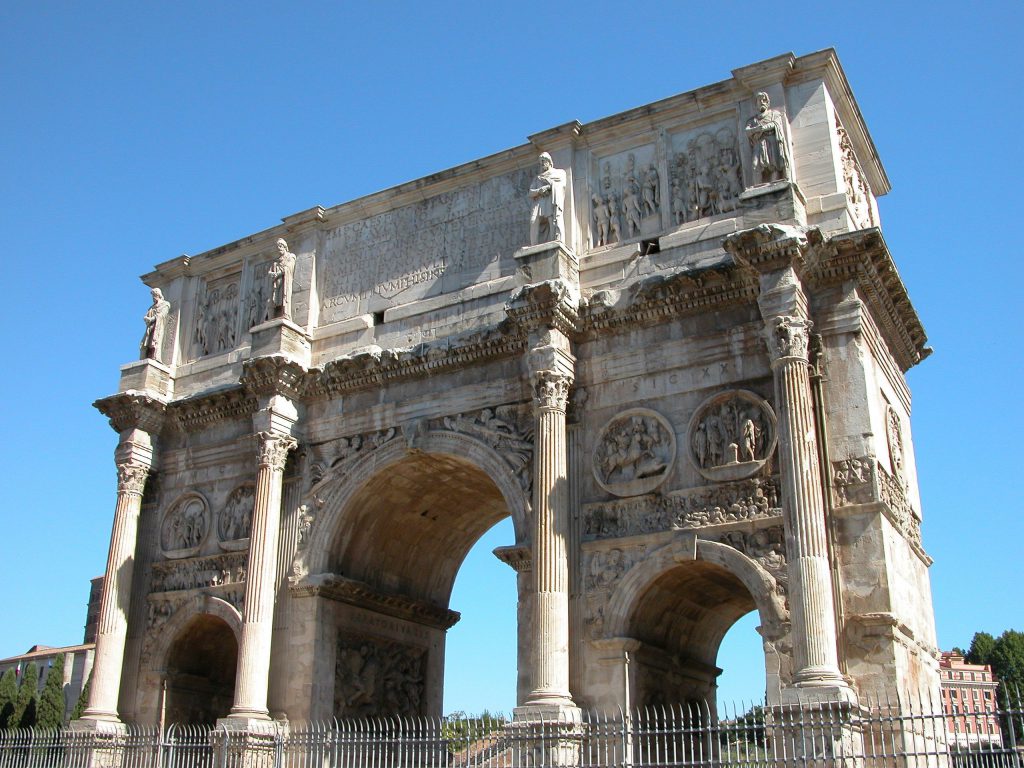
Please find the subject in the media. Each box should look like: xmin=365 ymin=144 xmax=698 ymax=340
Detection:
xmin=528 ymin=152 xmax=567 ymax=245
xmin=745 ymin=91 xmax=791 ymax=185
xmin=269 ymin=238 xmax=296 ymax=320
xmin=140 ymin=287 xmax=170 ymax=361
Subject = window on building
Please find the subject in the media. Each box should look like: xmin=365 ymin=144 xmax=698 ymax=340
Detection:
xmin=984 ymin=691 xmax=992 ymax=700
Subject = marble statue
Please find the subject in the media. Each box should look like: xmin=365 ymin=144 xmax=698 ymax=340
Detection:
xmin=269 ymin=238 xmax=296 ymax=320
xmin=140 ymin=288 xmax=170 ymax=361
xmin=745 ymin=92 xmax=790 ymax=184
xmin=529 ymin=152 xmax=566 ymax=245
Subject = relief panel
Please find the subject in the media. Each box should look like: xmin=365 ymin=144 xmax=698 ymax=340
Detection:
xmin=590 ymin=145 xmax=661 ymax=247
xmin=334 ymin=633 xmax=426 ymax=717
xmin=192 ymin=274 xmax=241 ymax=360
xmin=668 ymin=119 xmax=743 ymax=224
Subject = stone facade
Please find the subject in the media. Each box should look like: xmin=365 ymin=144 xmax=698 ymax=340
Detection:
xmin=79 ymin=50 xmax=939 ymax=729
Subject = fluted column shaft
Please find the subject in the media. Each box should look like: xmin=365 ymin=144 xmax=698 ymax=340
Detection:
xmin=765 ymin=315 xmax=845 ymax=686
xmin=230 ymin=431 xmax=296 ymax=719
xmin=526 ymin=371 xmax=573 ymax=706
xmin=83 ymin=462 xmax=150 ymax=722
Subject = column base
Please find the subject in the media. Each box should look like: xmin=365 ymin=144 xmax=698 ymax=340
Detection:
xmin=212 ymin=717 xmax=282 ymax=768
xmin=513 ymin=703 xmax=584 ymax=768
xmin=67 ymin=718 xmax=131 ymax=768
xmin=781 ymin=680 xmax=858 ymax=707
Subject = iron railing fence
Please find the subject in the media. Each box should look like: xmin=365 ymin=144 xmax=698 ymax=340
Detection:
xmin=0 ymin=692 xmax=1020 ymax=768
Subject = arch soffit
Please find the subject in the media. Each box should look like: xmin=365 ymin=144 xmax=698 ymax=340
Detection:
xmin=604 ymin=535 xmax=788 ymax=641
xmin=147 ymin=595 xmax=243 ymax=674
xmin=301 ymin=429 xmax=530 ymax=575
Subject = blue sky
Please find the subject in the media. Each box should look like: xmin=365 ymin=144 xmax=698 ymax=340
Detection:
xmin=1 ymin=1 xmax=1021 ymax=716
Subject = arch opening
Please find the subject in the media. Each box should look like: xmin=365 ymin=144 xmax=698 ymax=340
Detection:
xmin=319 ymin=450 xmax=518 ymax=719
xmin=626 ymin=560 xmax=762 ymax=710
xmin=163 ymin=614 xmax=238 ymax=726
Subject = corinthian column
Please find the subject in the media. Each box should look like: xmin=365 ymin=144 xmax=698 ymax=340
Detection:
xmin=525 ymin=370 xmax=574 ymax=707
xmin=82 ymin=460 xmax=150 ymax=722
xmin=229 ymin=431 xmax=296 ymax=720
xmin=764 ymin=315 xmax=846 ymax=690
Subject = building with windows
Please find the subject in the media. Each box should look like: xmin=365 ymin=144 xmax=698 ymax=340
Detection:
xmin=940 ymin=651 xmax=1001 ymax=747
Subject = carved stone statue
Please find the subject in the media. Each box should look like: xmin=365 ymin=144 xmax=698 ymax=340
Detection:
xmin=745 ymin=92 xmax=790 ymax=185
xmin=140 ymin=288 xmax=171 ymax=361
xmin=529 ymin=152 xmax=567 ymax=245
xmin=269 ymin=238 xmax=296 ymax=320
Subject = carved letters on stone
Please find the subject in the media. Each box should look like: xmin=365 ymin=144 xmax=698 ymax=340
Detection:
xmin=160 ymin=492 xmax=210 ymax=557
xmin=151 ymin=552 xmax=247 ymax=593
xmin=334 ymin=633 xmax=426 ymax=717
xmin=669 ymin=125 xmax=743 ymax=223
xmin=583 ymin=477 xmax=781 ymax=538
xmin=687 ymin=390 xmax=777 ymax=482
xmin=218 ymin=484 xmax=255 ymax=547
xmin=593 ymin=409 xmax=676 ymax=498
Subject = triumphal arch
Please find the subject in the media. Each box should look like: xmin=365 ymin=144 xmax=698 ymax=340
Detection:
xmin=81 ymin=50 xmax=939 ymax=730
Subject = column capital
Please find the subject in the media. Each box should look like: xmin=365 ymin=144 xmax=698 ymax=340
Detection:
xmin=533 ymin=371 xmax=572 ymax=414
xmin=115 ymin=463 xmax=149 ymax=497
xmin=765 ymin=315 xmax=813 ymax=365
xmin=255 ymin=432 xmax=297 ymax=472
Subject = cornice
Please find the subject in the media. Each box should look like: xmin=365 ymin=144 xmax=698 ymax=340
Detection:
xmin=806 ymin=228 xmax=930 ymax=372
xmin=306 ymin=324 xmax=526 ymax=400
xmin=240 ymin=355 xmax=311 ymax=401
xmin=93 ymin=391 xmax=167 ymax=434
xmin=169 ymin=387 xmax=258 ymax=433
xmin=723 ymin=222 xmax=821 ymax=274
xmin=504 ymin=279 xmax=581 ymax=337
xmin=291 ymin=573 xmax=460 ymax=630
xmin=580 ymin=263 xmax=758 ymax=336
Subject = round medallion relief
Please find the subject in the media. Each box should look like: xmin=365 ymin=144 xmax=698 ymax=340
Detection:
xmin=686 ymin=390 xmax=777 ymax=482
xmin=218 ymin=484 xmax=255 ymax=551
xmin=592 ymin=408 xmax=676 ymax=498
xmin=160 ymin=492 xmax=210 ymax=558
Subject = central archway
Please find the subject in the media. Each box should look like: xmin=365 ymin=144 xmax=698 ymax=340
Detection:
xmin=163 ymin=614 xmax=238 ymax=726
xmin=296 ymin=431 xmax=530 ymax=720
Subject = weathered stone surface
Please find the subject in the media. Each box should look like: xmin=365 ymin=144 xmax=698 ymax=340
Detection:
xmin=86 ymin=50 xmax=938 ymax=729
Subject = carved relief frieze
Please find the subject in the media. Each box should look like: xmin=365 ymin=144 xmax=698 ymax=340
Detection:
xmin=160 ymin=492 xmax=211 ymax=558
xmin=592 ymin=409 xmax=675 ymax=498
xmin=585 ymin=598 xmax=606 ymax=640
xmin=831 ymin=456 xmax=875 ymax=506
xmin=835 ymin=114 xmax=875 ymax=229
xmin=244 ymin=258 xmax=272 ymax=330
xmin=687 ymin=390 xmax=777 ymax=481
xmin=150 ymin=552 xmax=247 ymax=593
xmin=193 ymin=274 xmax=240 ymax=359
xmin=669 ymin=124 xmax=743 ymax=223
xmin=584 ymin=546 xmax=641 ymax=591
xmin=145 ymin=595 xmax=184 ymax=631
xmin=435 ymin=405 xmax=533 ymax=492
xmin=718 ymin=525 xmax=788 ymax=590
xmin=583 ymin=476 xmax=781 ymax=539
xmin=334 ymin=633 xmax=426 ymax=717
xmin=218 ymin=484 xmax=255 ymax=549
xmin=885 ymin=404 xmax=905 ymax=483
xmin=309 ymin=427 xmax=399 ymax=484
xmin=591 ymin=146 xmax=660 ymax=246
xmin=878 ymin=464 xmax=922 ymax=550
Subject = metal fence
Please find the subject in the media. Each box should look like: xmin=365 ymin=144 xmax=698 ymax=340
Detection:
xmin=1 ymin=693 xmax=1021 ymax=768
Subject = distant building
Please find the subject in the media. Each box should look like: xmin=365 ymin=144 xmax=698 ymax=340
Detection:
xmin=940 ymin=651 xmax=1001 ymax=747
xmin=0 ymin=578 xmax=102 ymax=725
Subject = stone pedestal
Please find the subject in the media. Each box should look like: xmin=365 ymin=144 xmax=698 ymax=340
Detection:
xmin=229 ymin=432 xmax=296 ymax=720
xmin=514 ymin=242 xmax=579 ymax=287
xmin=512 ymin=704 xmax=585 ymax=768
xmin=210 ymin=717 xmax=282 ymax=768
xmin=66 ymin=719 xmax=132 ymax=768
xmin=249 ymin=318 xmax=311 ymax=364
xmin=118 ymin=359 xmax=173 ymax=398
xmin=739 ymin=181 xmax=807 ymax=227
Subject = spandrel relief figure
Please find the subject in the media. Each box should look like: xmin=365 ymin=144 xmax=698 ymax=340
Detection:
xmin=745 ymin=91 xmax=791 ymax=185
xmin=528 ymin=152 xmax=567 ymax=245
xmin=269 ymin=238 xmax=296 ymax=320
xmin=139 ymin=288 xmax=170 ymax=361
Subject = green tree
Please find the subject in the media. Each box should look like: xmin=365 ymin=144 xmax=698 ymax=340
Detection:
xmin=0 ymin=668 xmax=17 ymax=729
xmin=36 ymin=656 xmax=66 ymax=729
xmin=989 ymin=630 xmax=1024 ymax=696
xmin=70 ymin=674 xmax=90 ymax=721
xmin=967 ymin=632 xmax=997 ymax=666
xmin=13 ymin=663 xmax=39 ymax=729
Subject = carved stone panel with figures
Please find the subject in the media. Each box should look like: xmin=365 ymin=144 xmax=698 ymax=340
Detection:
xmin=160 ymin=492 xmax=210 ymax=559
xmin=192 ymin=274 xmax=241 ymax=359
xmin=218 ymin=484 xmax=255 ymax=550
xmin=687 ymin=390 xmax=776 ymax=482
xmin=593 ymin=408 xmax=676 ymax=498
xmin=668 ymin=120 xmax=743 ymax=224
xmin=590 ymin=145 xmax=662 ymax=247
xmin=334 ymin=633 xmax=426 ymax=718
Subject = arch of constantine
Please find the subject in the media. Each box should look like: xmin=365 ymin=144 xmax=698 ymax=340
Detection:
xmin=78 ymin=50 xmax=938 ymax=732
